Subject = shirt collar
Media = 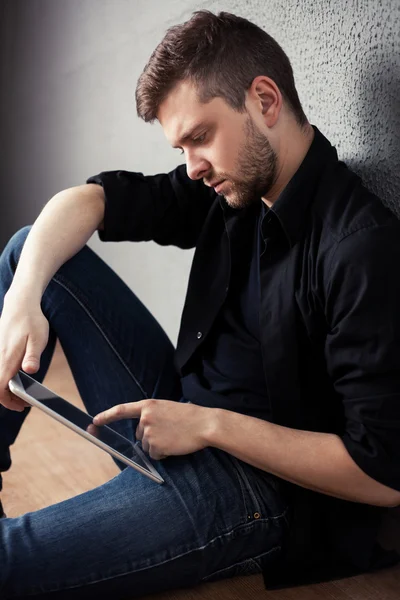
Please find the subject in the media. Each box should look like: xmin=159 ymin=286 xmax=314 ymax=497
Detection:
xmin=265 ymin=125 xmax=338 ymax=247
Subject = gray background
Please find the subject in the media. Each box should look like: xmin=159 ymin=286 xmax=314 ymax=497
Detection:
xmin=1 ymin=0 xmax=399 ymax=344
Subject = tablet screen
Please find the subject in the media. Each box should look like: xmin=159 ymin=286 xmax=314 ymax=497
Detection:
xmin=12 ymin=370 xmax=163 ymax=482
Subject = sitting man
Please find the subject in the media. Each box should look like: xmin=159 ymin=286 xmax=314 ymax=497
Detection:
xmin=0 ymin=9 xmax=399 ymax=599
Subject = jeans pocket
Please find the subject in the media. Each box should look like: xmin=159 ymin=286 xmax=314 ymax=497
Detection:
xmin=228 ymin=455 xmax=287 ymax=522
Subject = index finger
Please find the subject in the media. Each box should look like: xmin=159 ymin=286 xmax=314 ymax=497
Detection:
xmin=93 ymin=400 xmax=144 ymax=425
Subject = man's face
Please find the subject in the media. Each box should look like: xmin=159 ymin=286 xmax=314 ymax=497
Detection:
xmin=158 ymin=81 xmax=278 ymax=209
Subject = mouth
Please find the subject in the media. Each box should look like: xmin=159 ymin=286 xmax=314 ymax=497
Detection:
xmin=208 ymin=179 xmax=225 ymax=193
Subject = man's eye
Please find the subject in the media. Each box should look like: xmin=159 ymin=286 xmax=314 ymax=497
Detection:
xmin=193 ymin=133 xmax=206 ymax=144
xmin=177 ymin=133 xmax=206 ymax=155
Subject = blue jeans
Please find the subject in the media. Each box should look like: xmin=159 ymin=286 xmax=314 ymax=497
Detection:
xmin=0 ymin=226 xmax=288 ymax=599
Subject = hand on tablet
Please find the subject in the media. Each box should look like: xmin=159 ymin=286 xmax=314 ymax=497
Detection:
xmin=93 ymin=399 xmax=216 ymax=460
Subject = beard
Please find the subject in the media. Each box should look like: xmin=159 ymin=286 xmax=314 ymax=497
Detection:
xmin=214 ymin=116 xmax=278 ymax=209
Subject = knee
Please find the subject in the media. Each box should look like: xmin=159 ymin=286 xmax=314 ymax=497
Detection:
xmin=1 ymin=225 xmax=32 ymax=269
xmin=7 ymin=225 xmax=32 ymax=250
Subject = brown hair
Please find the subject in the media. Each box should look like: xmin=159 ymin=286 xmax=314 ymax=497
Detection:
xmin=136 ymin=10 xmax=308 ymax=129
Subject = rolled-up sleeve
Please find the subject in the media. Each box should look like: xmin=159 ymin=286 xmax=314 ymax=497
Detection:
xmin=325 ymin=222 xmax=400 ymax=491
xmin=86 ymin=164 xmax=216 ymax=249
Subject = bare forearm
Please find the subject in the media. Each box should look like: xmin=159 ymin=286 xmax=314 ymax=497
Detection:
xmin=7 ymin=184 xmax=105 ymax=302
xmin=208 ymin=409 xmax=400 ymax=508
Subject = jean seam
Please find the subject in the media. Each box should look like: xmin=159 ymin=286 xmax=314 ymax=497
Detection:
xmin=21 ymin=515 xmax=287 ymax=596
xmin=52 ymin=274 xmax=148 ymax=399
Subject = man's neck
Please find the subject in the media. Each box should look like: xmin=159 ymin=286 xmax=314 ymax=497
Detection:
xmin=262 ymin=124 xmax=315 ymax=208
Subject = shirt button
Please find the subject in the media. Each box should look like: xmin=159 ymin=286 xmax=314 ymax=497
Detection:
xmin=197 ymin=331 xmax=203 ymax=339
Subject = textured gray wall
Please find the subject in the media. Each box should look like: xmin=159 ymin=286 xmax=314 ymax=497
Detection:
xmin=1 ymin=0 xmax=399 ymax=344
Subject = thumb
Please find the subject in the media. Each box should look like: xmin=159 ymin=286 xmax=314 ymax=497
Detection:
xmin=22 ymin=339 xmax=41 ymax=373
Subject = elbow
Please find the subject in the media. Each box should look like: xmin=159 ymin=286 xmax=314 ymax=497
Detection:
xmin=369 ymin=489 xmax=400 ymax=508
xmin=385 ymin=492 xmax=400 ymax=508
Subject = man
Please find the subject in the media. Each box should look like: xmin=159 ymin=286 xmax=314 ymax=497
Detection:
xmin=0 ymin=9 xmax=399 ymax=598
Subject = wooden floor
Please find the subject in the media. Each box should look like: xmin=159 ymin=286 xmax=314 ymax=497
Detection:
xmin=2 ymin=341 xmax=400 ymax=599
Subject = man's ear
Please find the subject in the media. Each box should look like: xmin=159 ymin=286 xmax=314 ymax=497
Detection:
xmin=249 ymin=75 xmax=281 ymax=125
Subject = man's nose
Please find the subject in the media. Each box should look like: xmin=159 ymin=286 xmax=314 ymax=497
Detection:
xmin=186 ymin=153 xmax=210 ymax=181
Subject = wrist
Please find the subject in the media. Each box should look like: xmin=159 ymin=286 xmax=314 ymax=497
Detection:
xmin=202 ymin=407 xmax=225 ymax=448
xmin=4 ymin=282 xmax=43 ymax=307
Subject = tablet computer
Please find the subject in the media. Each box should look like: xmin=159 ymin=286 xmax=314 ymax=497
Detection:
xmin=8 ymin=370 xmax=164 ymax=484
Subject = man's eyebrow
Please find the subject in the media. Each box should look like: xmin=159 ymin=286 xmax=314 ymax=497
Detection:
xmin=172 ymin=123 xmax=207 ymax=148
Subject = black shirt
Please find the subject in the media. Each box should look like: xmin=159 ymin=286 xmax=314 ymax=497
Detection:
xmin=182 ymin=201 xmax=271 ymax=419
xmin=87 ymin=125 xmax=400 ymax=588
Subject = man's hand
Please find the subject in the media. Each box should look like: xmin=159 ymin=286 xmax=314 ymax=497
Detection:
xmin=93 ymin=399 xmax=215 ymax=460
xmin=0 ymin=290 xmax=49 ymax=411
